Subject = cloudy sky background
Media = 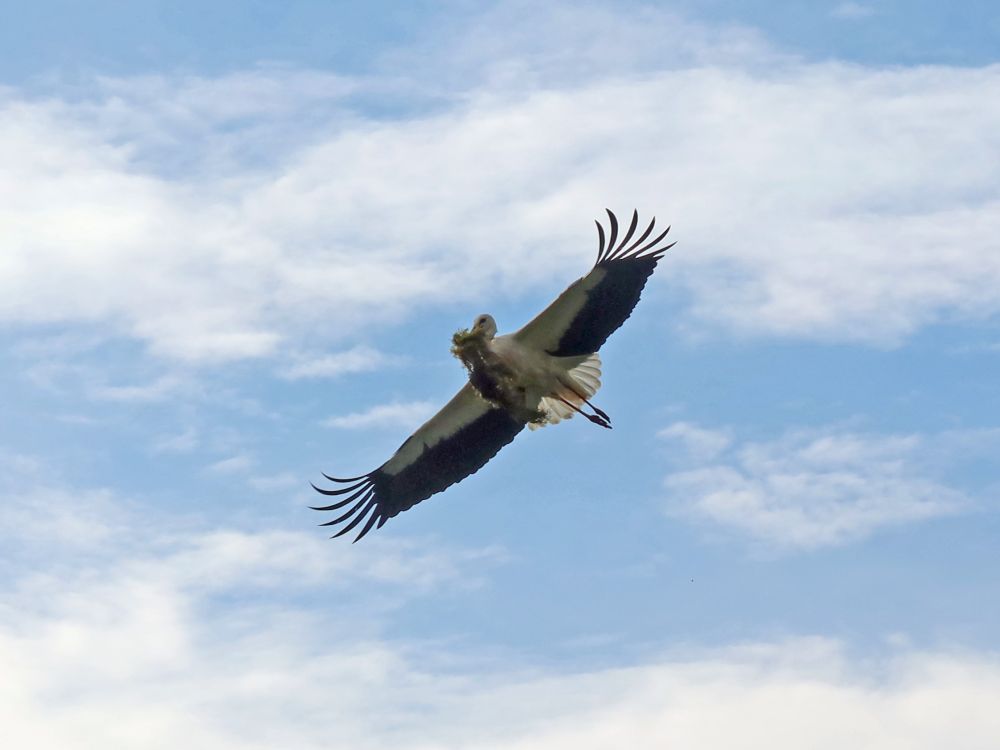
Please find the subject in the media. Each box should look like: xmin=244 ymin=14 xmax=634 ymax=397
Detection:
xmin=2 ymin=1 xmax=1000 ymax=746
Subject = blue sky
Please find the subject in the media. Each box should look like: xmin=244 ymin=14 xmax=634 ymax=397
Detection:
xmin=2 ymin=1 xmax=1000 ymax=747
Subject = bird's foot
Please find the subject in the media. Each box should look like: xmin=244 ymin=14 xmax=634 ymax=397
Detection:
xmin=585 ymin=413 xmax=612 ymax=429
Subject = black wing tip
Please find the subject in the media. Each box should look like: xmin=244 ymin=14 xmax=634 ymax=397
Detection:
xmin=309 ymin=478 xmax=369 ymax=497
xmin=595 ymin=210 xmax=675 ymax=265
xmin=330 ymin=498 xmax=377 ymax=539
xmin=322 ymin=472 xmax=369 ymax=483
xmin=595 ymin=219 xmax=606 ymax=263
xmin=311 ymin=472 xmax=386 ymax=541
xmin=351 ymin=509 xmax=382 ymax=543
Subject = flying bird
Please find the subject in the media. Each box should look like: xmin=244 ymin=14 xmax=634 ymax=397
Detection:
xmin=313 ymin=209 xmax=675 ymax=541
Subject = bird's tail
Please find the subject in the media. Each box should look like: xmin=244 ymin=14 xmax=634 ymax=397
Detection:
xmin=530 ymin=353 xmax=604 ymax=430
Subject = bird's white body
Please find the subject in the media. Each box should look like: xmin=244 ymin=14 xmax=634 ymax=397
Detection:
xmin=385 ymin=327 xmax=602 ymax=475
xmin=488 ymin=331 xmax=602 ymax=430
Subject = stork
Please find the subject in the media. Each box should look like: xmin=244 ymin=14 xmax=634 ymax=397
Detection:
xmin=312 ymin=209 xmax=675 ymax=541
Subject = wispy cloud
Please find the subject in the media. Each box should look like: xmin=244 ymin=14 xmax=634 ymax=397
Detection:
xmin=0 ymin=485 xmax=123 ymax=551
xmin=2 ymin=7 xmax=999 ymax=365
xmin=2 ymin=567 xmax=999 ymax=750
xmin=205 ymin=454 xmax=253 ymax=475
xmin=658 ymin=422 xmax=733 ymax=463
xmin=1 ymin=462 xmax=998 ymax=748
xmin=247 ymin=471 xmax=300 ymax=493
xmin=831 ymin=2 xmax=876 ymax=20
xmin=88 ymin=375 xmax=185 ymax=403
xmin=661 ymin=424 xmax=974 ymax=550
xmin=323 ymin=400 xmax=436 ymax=430
xmin=278 ymin=345 xmax=399 ymax=380
xmin=151 ymin=428 xmax=200 ymax=454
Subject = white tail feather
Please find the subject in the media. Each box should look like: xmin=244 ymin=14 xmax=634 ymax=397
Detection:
xmin=530 ymin=353 xmax=603 ymax=430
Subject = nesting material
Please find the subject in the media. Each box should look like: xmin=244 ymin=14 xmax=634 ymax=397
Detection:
xmin=452 ymin=327 xmax=546 ymax=424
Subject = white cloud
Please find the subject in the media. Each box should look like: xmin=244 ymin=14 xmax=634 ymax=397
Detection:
xmin=831 ymin=2 xmax=876 ymax=20
xmin=324 ymin=400 xmax=436 ymax=430
xmin=0 ymin=485 xmax=122 ymax=551
xmin=278 ymin=345 xmax=399 ymax=380
xmin=246 ymin=472 xmax=300 ymax=493
xmin=3 ymin=575 xmax=1000 ymax=749
xmin=0 ymin=461 xmax=490 ymax=590
xmin=151 ymin=428 xmax=200 ymax=454
xmin=658 ymin=422 xmax=733 ymax=462
xmin=389 ymin=2 xmax=781 ymax=91
xmin=1 ymin=465 xmax=999 ymax=749
xmin=0 ymin=483 xmax=496 ymax=748
xmin=206 ymin=454 xmax=254 ymax=475
xmin=662 ymin=424 xmax=972 ymax=549
xmin=2 ymin=5 xmax=999 ymax=368
xmin=88 ymin=374 xmax=185 ymax=403
xmin=0 ymin=452 xmax=122 ymax=551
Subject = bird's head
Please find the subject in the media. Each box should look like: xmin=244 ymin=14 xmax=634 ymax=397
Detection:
xmin=451 ymin=315 xmax=495 ymax=366
xmin=471 ymin=313 xmax=497 ymax=340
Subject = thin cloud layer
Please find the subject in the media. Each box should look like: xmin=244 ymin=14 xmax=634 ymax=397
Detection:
xmin=278 ymin=345 xmax=399 ymax=380
xmin=831 ymin=2 xmax=876 ymax=20
xmin=661 ymin=424 xmax=973 ymax=549
xmin=324 ymin=400 xmax=437 ymax=430
xmin=2 ymin=464 xmax=998 ymax=749
xmin=2 ymin=12 xmax=999 ymax=364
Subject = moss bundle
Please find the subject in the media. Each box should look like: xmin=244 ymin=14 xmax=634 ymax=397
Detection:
xmin=450 ymin=327 xmax=487 ymax=366
xmin=451 ymin=327 xmax=546 ymax=424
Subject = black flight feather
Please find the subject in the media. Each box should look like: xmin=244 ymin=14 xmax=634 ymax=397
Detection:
xmin=548 ymin=209 xmax=674 ymax=357
xmin=313 ymin=406 xmax=525 ymax=541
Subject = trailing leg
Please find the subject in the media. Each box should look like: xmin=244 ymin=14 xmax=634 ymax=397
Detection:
xmin=554 ymin=394 xmax=611 ymax=429
xmin=558 ymin=377 xmax=612 ymax=424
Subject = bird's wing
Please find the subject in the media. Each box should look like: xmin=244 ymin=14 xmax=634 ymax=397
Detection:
xmin=312 ymin=383 xmax=526 ymax=541
xmin=512 ymin=210 xmax=674 ymax=357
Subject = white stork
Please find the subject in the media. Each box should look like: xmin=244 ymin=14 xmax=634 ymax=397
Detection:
xmin=313 ymin=209 xmax=675 ymax=541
